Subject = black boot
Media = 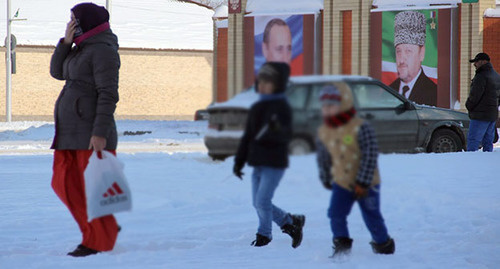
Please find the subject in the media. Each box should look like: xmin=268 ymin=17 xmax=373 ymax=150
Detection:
xmin=370 ymin=238 xmax=395 ymax=254
xmin=251 ymin=234 xmax=271 ymax=247
xmin=331 ymin=237 xmax=353 ymax=258
xmin=281 ymin=214 xmax=305 ymax=248
xmin=67 ymin=244 xmax=99 ymax=257
xmin=291 ymin=214 xmax=306 ymax=228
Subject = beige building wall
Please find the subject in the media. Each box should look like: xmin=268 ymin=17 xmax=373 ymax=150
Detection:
xmin=0 ymin=47 xmax=213 ymax=121
xmin=323 ymin=0 xmax=371 ymax=76
xmin=459 ymin=0 xmax=496 ymax=111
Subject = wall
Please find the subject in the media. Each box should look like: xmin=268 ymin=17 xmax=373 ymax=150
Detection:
xmin=216 ymin=27 xmax=229 ymax=102
xmin=459 ymin=0 xmax=497 ymax=110
xmin=323 ymin=0 xmax=371 ymax=76
xmin=341 ymin=10 xmax=352 ymax=75
xmin=483 ymin=17 xmax=500 ymax=72
xmin=0 ymin=47 xmax=213 ymax=121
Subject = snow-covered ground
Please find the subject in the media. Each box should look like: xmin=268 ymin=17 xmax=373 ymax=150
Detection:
xmin=0 ymin=0 xmax=214 ymax=50
xmin=0 ymin=121 xmax=208 ymax=155
xmin=1 ymin=121 xmax=500 ymax=268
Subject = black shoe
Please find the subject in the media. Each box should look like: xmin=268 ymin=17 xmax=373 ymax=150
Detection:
xmin=118 ymin=225 xmax=122 ymax=233
xmin=370 ymin=238 xmax=395 ymax=254
xmin=281 ymin=214 xmax=305 ymax=248
xmin=67 ymin=244 xmax=99 ymax=257
xmin=251 ymin=234 xmax=271 ymax=247
xmin=331 ymin=237 xmax=353 ymax=258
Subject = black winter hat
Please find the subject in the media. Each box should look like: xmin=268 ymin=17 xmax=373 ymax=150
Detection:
xmin=72 ymin=3 xmax=109 ymax=33
xmin=256 ymin=62 xmax=291 ymax=94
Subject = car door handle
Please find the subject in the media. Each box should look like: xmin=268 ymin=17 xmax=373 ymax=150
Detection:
xmin=362 ymin=113 xmax=375 ymax=120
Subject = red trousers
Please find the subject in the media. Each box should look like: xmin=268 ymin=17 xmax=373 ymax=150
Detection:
xmin=52 ymin=150 xmax=119 ymax=251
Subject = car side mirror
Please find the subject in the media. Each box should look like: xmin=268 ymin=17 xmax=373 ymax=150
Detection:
xmin=396 ymin=101 xmax=414 ymax=114
xmin=403 ymin=101 xmax=414 ymax=110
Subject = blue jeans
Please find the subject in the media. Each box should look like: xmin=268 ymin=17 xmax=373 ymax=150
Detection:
xmin=252 ymin=166 xmax=292 ymax=239
xmin=328 ymin=183 xmax=389 ymax=244
xmin=467 ymin=120 xmax=496 ymax=152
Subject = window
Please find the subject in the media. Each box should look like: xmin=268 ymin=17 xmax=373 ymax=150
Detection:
xmin=308 ymin=84 xmax=325 ymax=111
xmin=351 ymin=83 xmax=403 ymax=109
xmin=287 ymin=85 xmax=308 ymax=110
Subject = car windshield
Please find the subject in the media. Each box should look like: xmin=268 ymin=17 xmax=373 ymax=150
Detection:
xmin=351 ymin=83 xmax=404 ymax=109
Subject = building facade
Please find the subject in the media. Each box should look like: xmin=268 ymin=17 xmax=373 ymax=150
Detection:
xmin=214 ymin=0 xmax=499 ymax=111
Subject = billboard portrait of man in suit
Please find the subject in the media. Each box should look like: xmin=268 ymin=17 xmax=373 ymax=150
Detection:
xmin=254 ymin=15 xmax=304 ymax=76
xmin=262 ymin=18 xmax=292 ymax=65
xmin=389 ymin=11 xmax=437 ymax=106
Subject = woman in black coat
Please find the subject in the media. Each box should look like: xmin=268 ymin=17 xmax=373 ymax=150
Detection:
xmin=233 ymin=62 xmax=305 ymax=248
xmin=49 ymin=3 xmax=120 ymax=257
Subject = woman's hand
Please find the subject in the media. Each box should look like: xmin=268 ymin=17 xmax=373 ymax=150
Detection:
xmin=64 ymin=18 xmax=77 ymax=45
xmin=89 ymin=136 xmax=107 ymax=153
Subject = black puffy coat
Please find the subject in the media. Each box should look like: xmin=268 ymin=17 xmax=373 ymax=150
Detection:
xmin=50 ymin=30 xmax=120 ymax=150
xmin=466 ymin=63 xmax=500 ymax=121
xmin=235 ymin=98 xmax=292 ymax=169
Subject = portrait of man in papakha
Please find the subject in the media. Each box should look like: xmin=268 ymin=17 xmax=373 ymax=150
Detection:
xmin=381 ymin=9 xmax=439 ymax=107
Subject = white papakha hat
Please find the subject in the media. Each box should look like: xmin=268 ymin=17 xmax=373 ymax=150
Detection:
xmin=394 ymin=11 xmax=426 ymax=47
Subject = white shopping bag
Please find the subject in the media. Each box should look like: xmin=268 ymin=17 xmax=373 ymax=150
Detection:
xmin=84 ymin=151 xmax=132 ymax=222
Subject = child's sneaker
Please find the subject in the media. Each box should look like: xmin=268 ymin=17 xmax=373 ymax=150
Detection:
xmin=331 ymin=237 xmax=353 ymax=258
xmin=281 ymin=214 xmax=305 ymax=248
xmin=370 ymin=238 xmax=395 ymax=254
xmin=251 ymin=234 xmax=271 ymax=247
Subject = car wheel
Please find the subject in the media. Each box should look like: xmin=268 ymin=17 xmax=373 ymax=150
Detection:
xmin=428 ymin=129 xmax=463 ymax=153
xmin=289 ymin=137 xmax=313 ymax=155
xmin=209 ymin=154 xmax=229 ymax=161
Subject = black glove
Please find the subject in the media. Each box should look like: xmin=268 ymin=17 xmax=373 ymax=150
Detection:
xmin=233 ymin=163 xmax=244 ymax=180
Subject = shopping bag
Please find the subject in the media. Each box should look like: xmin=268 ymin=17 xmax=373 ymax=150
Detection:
xmin=84 ymin=151 xmax=132 ymax=222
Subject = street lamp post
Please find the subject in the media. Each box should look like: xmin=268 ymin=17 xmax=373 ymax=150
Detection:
xmin=5 ymin=1 xmax=26 ymax=122
xmin=5 ymin=0 xmax=12 ymax=122
xmin=106 ymin=0 xmax=112 ymax=20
